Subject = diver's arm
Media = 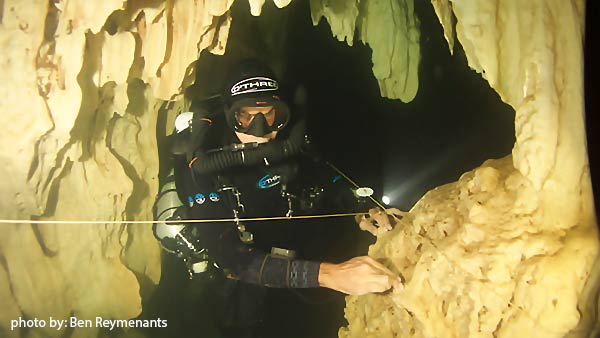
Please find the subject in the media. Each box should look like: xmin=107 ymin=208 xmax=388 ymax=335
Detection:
xmin=242 ymin=252 xmax=321 ymax=288
xmin=318 ymin=256 xmax=403 ymax=295
xmin=201 ymin=225 xmax=402 ymax=292
xmin=198 ymin=225 xmax=320 ymax=288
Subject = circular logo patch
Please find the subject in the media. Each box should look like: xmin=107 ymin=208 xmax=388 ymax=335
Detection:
xmin=209 ymin=192 xmax=220 ymax=202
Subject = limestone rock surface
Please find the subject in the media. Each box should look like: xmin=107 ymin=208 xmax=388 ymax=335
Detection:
xmin=0 ymin=1 xmax=291 ymax=337
xmin=339 ymin=0 xmax=599 ymax=337
xmin=340 ymin=158 xmax=597 ymax=338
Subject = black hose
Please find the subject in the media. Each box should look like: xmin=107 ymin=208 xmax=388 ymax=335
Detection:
xmin=191 ymin=118 xmax=306 ymax=175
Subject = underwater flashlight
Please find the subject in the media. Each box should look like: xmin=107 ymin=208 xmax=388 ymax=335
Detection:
xmin=382 ymin=195 xmax=391 ymax=205
xmin=355 ymin=187 xmax=374 ymax=197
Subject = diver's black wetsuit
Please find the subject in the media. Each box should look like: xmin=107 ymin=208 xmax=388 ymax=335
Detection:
xmin=166 ymin=106 xmax=361 ymax=289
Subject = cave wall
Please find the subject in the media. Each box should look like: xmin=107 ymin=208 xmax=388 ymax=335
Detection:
xmin=0 ymin=0 xmax=235 ymax=337
xmin=1 ymin=1 xmax=307 ymax=336
xmin=338 ymin=0 xmax=599 ymax=337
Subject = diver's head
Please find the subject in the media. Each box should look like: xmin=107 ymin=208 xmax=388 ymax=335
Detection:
xmin=224 ymin=59 xmax=290 ymax=140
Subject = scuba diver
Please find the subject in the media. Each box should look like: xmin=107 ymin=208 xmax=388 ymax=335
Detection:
xmin=153 ymin=59 xmax=402 ymax=299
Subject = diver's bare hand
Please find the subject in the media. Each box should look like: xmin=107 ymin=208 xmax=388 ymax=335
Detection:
xmin=355 ymin=207 xmax=404 ymax=236
xmin=318 ymin=256 xmax=403 ymax=295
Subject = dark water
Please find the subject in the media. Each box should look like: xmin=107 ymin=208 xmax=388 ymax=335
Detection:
xmin=135 ymin=0 xmax=600 ymax=337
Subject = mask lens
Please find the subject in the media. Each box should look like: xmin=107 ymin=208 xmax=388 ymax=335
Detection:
xmin=236 ymin=111 xmax=253 ymax=128
xmin=264 ymin=108 xmax=276 ymax=126
xmin=235 ymin=107 xmax=276 ymax=129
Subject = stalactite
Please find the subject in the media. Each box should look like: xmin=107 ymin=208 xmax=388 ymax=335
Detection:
xmin=310 ymin=0 xmax=421 ymax=102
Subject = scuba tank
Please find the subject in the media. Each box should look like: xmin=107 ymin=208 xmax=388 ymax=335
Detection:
xmin=152 ymin=167 xmax=211 ymax=277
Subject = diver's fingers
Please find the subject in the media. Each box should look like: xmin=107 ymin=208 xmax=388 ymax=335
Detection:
xmin=379 ymin=274 xmax=404 ymax=292
xmin=368 ymin=274 xmax=393 ymax=293
xmin=375 ymin=269 xmax=403 ymax=292
xmin=362 ymin=257 xmax=403 ymax=291
xmin=364 ymin=256 xmax=394 ymax=274
xmin=391 ymin=276 xmax=404 ymax=291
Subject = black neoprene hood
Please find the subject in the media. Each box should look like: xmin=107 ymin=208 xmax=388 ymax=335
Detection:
xmin=224 ymin=59 xmax=291 ymax=136
xmin=224 ymin=59 xmax=280 ymax=106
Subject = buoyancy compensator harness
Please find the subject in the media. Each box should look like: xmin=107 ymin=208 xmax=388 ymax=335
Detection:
xmin=154 ymin=59 xmax=310 ymax=279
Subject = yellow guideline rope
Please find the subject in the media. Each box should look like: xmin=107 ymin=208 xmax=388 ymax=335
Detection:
xmin=1 ymin=162 xmax=381 ymax=225
xmin=0 ymin=212 xmax=365 ymax=225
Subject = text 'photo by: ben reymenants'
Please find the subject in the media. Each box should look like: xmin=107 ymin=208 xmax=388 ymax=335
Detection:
xmin=10 ymin=316 xmax=168 ymax=332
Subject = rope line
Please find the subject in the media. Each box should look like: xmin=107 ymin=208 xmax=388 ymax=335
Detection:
xmin=1 ymin=162 xmax=381 ymax=226
xmin=325 ymin=161 xmax=387 ymax=210
xmin=0 ymin=212 xmax=365 ymax=225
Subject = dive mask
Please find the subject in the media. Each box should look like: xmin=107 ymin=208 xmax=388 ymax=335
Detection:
xmin=225 ymin=98 xmax=290 ymax=137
